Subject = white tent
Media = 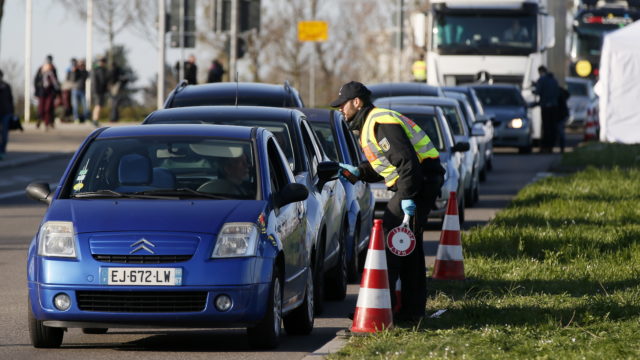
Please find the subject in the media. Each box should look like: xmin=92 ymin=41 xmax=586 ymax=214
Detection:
xmin=594 ymin=20 xmax=640 ymax=143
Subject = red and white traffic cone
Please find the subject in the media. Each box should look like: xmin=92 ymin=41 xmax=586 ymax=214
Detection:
xmin=351 ymin=219 xmax=393 ymax=333
xmin=393 ymin=278 xmax=402 ymax=314
xmin=584 ymin=110 xmax=598 ymax=141
xmin=432 ymin=191 xmax=465 ymax=280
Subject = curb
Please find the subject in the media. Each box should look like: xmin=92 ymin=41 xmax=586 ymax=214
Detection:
xmin=302 ymin=331 xmax=348 ymax=360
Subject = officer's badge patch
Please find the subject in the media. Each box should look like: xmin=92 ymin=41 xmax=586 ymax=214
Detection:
xmin=380 ymin=137 xmax=391 ymax=151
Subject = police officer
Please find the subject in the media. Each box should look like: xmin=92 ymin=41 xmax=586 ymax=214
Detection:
xmin=331 ymin=81 xmax=445 ymax=322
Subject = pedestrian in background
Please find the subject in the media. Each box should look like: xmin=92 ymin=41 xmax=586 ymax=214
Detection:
xmin=34 ymin=55 xmax=58 ymax=98
xmin=0 ymin=69 xmax=15 ymax=160
xmin=60 ymin=58 xmax=76 ymax=122
xmin=533 ymin=66 xmax=560 ymax=153
xmin=331 ymin=81 xmax=445 ymax=322
xmin=109 ymin=61 xmax=128 ymax=122
xmin=69 ymin=58 xmax=90 ymax=123
xmin=176 ymin=54 xmax=198 ymax=84
xmin=207 ymin=58 xmax=224 ymax=83
xmin=91 ymin=57 xmax=109 ymax=126
xmin=37 ymin=63 xmax=60 ymax=130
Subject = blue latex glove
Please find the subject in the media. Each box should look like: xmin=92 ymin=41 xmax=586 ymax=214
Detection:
xmin=339 ymin=163 xmax=360 ymax=177
xmin=401 ymin=199 xmax=416 ymax=217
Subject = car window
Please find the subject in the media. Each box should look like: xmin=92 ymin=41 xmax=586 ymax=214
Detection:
xmin=403 ymin=113 xmax=445 ymax=151
xmin=310 ymin=122 xmax=340 ymax=162
xmin=567 ymin=82 xmax=588 ymax=97
xmin=172 ymin=95 xmax=291 ymax=108
xmin=299 ymin=120 xmax=321 ymax=177
xmin=440 ymin=105 xmax=466 ymax=136
xmin=342 ymin=120 xmax=361 ymax=166
xmin=66 ymin=137 xmax=258 ymax=200
xmin=474 ymin=88 xmax=525 ymax=107
xmin=267 ymin=138 xmax=291 ymax=194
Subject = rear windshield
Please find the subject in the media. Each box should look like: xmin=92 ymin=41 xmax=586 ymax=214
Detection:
xmin=474 ymin=88 xmax=525 ymax=107
xmin=403 ymin=113 xmax=445 ymax=151
xmin=172 ymin=94 xmax=298 ymax=108
xmin=66 ymin=137 xmax=258 ymax=200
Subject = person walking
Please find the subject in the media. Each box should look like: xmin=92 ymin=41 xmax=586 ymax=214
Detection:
xmin=331 ymin=81 xmax=445 ymax=322
xmin=533 ymin=66 xmax=560 ymax=153
xmin=0 ymin=69 xmax=15 ymax=160
xmin=37 ymin=63 xmax=60 ymax=130
xmin=207 ymin=58 xmax=224 ymax=83
xmin=91 ymin=57 xmax=109 ymax=126
xmin=69 ymin=59 xmax=90 ymax=123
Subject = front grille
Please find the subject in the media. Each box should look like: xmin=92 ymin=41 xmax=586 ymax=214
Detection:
xmin=76 ymin=291 xmax=207 ymax=312
xmin=92 ymin=254 xmax=192 ymax=264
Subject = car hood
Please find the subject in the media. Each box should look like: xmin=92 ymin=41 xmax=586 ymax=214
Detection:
xmin=483 ymin=106 xmax=527 ymax=122
xmin=44 ymin=199 xmax=267 ymax=234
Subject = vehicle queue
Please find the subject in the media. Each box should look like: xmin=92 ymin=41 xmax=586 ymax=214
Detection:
xmin=25 ymin=79 xmax=524 ymax=349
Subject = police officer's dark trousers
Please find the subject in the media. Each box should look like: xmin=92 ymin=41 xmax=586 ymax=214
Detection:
xmin=383 ymin=179 xmax=441 ymax=320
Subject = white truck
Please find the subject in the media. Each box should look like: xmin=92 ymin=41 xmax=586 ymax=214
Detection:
xmin=426 ymin=0 xmax=556 ymax=142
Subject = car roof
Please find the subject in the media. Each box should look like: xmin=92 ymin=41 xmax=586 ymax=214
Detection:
xmin=444 ymin=91 xmax=466 ymax=100
xmin=368 ymin=82 xmax=443 ymax=99
xmin=298 ymin=107 xmax=334 ymax=123
xmin=144 ymin=106 xmax=302 ymax=124
xmin=168 ymin=82 xmax=302 ymax=108
xmin=378 ymin=104 xmax=438 ymax=116
xmin=375 ymin=96 xmax=459 ymax=107
xmin=468 ymin=84 xmax=520 ymax=91
xmin=566 ymin=77 xmax=593 ymax=85
xmin=96 ymin=124 xmax=256 ymax=140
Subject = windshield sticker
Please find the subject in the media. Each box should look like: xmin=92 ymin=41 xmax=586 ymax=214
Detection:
xmin=73 ymin=183 xmax=84 ymax=191
xmin=79 ymin=169 xmax=88 ymax=176
xmin=76 ymin=174 xmax=86 ymax=181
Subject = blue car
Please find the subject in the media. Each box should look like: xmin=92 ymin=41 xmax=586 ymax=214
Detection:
xmin=302 ymin=108 xmax=375 ymax=282
xmin=26 ymin=124 xmax=328 ymax=349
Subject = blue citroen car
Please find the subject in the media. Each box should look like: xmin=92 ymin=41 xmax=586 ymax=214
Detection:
xmin=302 ymin=108 xmax=375 ymax=282
xmin=25 ymin=124 xmax=330 ymax=349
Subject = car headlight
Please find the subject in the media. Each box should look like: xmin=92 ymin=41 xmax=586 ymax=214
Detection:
xmin=212 ymin=223 xmax=259 ymax=258
xmin=508 ymin=118 xmax=525 ymax=129
xmin=38 ymin=221 xmax=77 ymax=258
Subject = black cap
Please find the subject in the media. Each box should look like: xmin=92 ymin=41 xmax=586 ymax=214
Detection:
xmin=330 ymin=81 xmax=372 ymax=107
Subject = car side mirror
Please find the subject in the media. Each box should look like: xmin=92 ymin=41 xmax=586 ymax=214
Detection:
xmin=475 ymin=113 xmax=494 ymax=125
xmin=471 ymin=123 xmax=485 ymax=137
xmin=453 ymin=141 xmax=470 ymax=152
xmin=317 ymin=161 xmax=340 ymax=189
xmin=26 ymin=182 xmax=52 ymax=205
xmin=275 ymin=183 xmax=308 ymax=208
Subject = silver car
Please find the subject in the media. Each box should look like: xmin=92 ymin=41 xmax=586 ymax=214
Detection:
xmin=374 ymin=96 xmax=480 ymax=207
xmin=368 ymin=105 xmax=468 ymax=225
xmin=566 ymin=77 xmax=598 ymax=127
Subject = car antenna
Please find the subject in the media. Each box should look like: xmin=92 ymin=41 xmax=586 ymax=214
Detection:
xmin=235 ymin=72 xmax=239 ymax=107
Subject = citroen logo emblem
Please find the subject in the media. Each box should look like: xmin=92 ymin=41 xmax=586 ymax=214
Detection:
xmin=130 ymin=238 xmax=156 ymax=254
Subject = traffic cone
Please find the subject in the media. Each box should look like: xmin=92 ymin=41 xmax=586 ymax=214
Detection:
xmin=393 ymin=278 xmax=402 ymax=313
xmin=584 ymin=109 xmax=598 ymax=141
xmin=432 ymin=191 xmax=465 ymax=280
xmin=351 ymin=219 xmax=393 ymax=333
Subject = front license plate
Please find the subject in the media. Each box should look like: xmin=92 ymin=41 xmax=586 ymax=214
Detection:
xmin=100 ymin=267 xmax=182 ymax=286
xmin=373 ymin=188 xmax=394 ymax=200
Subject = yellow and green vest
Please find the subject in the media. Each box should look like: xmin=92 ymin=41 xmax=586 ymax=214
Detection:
xmin=360 ymin=108 xmax=439 ymax=187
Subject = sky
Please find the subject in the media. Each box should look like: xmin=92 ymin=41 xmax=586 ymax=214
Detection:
xmin=0 ymin=0 xmax=176 ymax=96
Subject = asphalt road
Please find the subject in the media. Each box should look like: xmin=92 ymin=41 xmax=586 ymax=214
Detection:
xmin=0 ymin=125 xmax=578 ymax=359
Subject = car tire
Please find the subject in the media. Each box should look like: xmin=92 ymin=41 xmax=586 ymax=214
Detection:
xmin=28 ymin=299 xmax=63 ymax=348
xmin=518 ymin=145 xmax=532 ymax=154
xmin=479 ymin=165 xmax=487 ymax=182
xmin=283 ymin=267 xmax=314 ymax=335
xmin=313 ymin=244 xmax=325 ymax=315
xmin=82 ymin=328 xmax=108 ymax=334
xmin=347 ymin=225 xmax=360 ymax=283
xmin=247 ymin=266 xmax=282 ymax=349
xmin=326 ymin=227 xmax=348 ymax=301
xmin=487 ymin=156 xmax=493 ymax=171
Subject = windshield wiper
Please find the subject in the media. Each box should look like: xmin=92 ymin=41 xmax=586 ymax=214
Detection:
xmin=71 ymin=189 xmax=169 ymax=199
xmin=136 ymin=188 xmax=232 ymax=199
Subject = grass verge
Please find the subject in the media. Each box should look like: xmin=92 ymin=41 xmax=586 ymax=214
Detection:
xmin=331 ymin=144 xmax=640 ymax=359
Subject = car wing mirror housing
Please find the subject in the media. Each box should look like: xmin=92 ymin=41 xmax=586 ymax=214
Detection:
xmin=317 ymin=161 xmax=340 ymax=189
xmin=275 ymin=183 xmax=309 ymax=208
xmin=26 ymin=182 xmax=52 ymax=205
xmin=471 ymin=123 xmax=486 ymax=137
xmin=453 ymin=141 xmax=470 ymax=152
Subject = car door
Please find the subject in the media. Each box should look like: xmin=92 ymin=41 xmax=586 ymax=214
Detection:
xmin=266 ymin=137 xmax=306 ymax=302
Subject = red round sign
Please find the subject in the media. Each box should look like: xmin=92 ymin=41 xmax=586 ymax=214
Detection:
xmin=386 ymin=226 xmax=416 ymax=256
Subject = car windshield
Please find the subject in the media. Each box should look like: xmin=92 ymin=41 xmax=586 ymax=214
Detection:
xmin=67 ymin=136 xmax=258 ymax=200
xmin=567 ymin=82 xmax=588 ymax=97
xmin=310 ymin=122 xmax=339 ymax=162
xmin=403 ymin=113 xmax=445 ymax=152
xmin=474 ymin=88 xmax=525 ymax=107
xmin=433 ymin=13 xmax=537 ymax=55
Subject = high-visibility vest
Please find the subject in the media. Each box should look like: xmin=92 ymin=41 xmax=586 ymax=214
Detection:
xmin=360 ymin=108 xmax=439 ymax=187
xmin=412 ymin=60 xmax=427 ymax=81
